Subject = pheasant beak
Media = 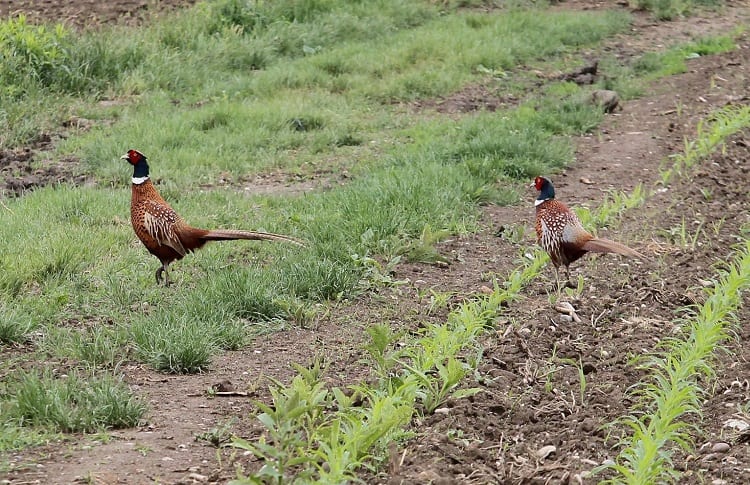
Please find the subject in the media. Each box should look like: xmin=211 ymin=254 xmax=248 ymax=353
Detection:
xmin=120 ymin=154 xmax=130 ymax=161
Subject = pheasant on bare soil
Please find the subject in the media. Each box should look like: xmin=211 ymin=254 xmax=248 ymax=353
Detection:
xmin=533 ymin=176 xmax=644 ymax=291
xmin=121 ymin=149 xmax=304 ymax=285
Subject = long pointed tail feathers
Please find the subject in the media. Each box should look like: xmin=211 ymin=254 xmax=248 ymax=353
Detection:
xmin=581 ymin=237 xmax=645 ymax=260
xmin=201 ymin=229 xmax=306 ymax=247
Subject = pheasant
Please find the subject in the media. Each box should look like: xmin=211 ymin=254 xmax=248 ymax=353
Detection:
xmin=533 ymin=176 xmax=644 ymax=289
xmin=121 ymin=149 xmax=304 ymax=285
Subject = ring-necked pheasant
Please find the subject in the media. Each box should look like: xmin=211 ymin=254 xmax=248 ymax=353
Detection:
xmin=533 ymin=176 xmax=644 ymax=290
xmin=121 ymin=149 xmax=304 ymax=285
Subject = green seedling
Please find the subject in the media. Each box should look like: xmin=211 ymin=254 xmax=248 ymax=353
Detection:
xmin=196 ymin=420 xmax=235 ymax=448
xmin=600 ymin=241 xmax=750 ymax=484
xmin=427 ymin=289 xmax=455 ymax=315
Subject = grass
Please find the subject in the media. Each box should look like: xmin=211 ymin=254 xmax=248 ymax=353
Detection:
xmin=0 ymin=0 xmax=740 ymax=464
xmin=0 ymin=0 xmax=634 ymax=454
xmin=628 ymin=0 xmax=726 ymax=20
xmin=1 ymin=370 xmax=146 ymax=434
xmin=230 ymin=159 xmax=655 ymax=481
xmin=598 ymin=31 xmax=739 ymax=99
xmin=0 ymin=8 xmax=622 ymax=375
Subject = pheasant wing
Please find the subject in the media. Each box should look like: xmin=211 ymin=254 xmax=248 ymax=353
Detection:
xmin=141 ymin=200 xmax=187 ymax=256
xmin=561 ymin=211 xmax=593 ymax=245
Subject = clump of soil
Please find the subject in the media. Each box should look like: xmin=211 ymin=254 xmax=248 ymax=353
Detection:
xmin=0 ymin=135 xmax=91 ymax=197
xmin=0 ymin=0 xmax=197 ymax=30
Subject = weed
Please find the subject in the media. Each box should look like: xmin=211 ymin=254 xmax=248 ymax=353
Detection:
xmin=135 ymin=444 xmax=152 ymax=456
xmin=400 ymin=224 xmax=451 ymax=266
xmin=427 ymin=289 xmax=456 ymax=315
xmin=196 ymin=420 xmax=235 ymax=448
xmin=363 ymin=324 xmax=402 ymax=378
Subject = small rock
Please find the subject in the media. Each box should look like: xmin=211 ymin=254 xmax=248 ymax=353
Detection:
xmin=185 ymin=472 xmax=209 ymax=483
xmin=712 ymin=479 xmax=728 ymax=485
xmin=724 ymin=418 xmax=750 ymax=431
xmin=536 ymin=444 xmax=557 ymax=460
xmin=591 ymin=90 xmax=621 ymax=113
xmin=434 ymin=407 xmax=450 ymax=415
xmin=212 ymin=380 xmax=234 ymax=392
xmin=479 ymin=285 xmax=493 ymax=294
xmin=416 ymin=470 xmax=441 ymax=482
xmin=701 ymin=453 xmax=720 ymax=462
xmin=711 ymin=442 xmax=731 ymax=453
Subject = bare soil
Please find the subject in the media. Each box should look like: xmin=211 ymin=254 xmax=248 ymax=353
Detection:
xmin=0 ymin=0 xmax=196 ymax=29
xmin=2 ymin=2 xmax=750 ymax=485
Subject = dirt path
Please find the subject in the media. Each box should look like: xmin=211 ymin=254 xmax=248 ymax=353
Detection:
xmin=0 ymin=0 xmax=196 ymax=29
xmin=2 ymin=3 xmax=750 ymax=485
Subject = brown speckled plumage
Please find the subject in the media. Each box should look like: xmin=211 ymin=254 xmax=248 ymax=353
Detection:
xmin=533 ymin=176 xmax=644 ymax=289
xmin=535 ymin=198 xmax=592 ymax=270
xmin=122 ymin=149 xmax=304 ymax=285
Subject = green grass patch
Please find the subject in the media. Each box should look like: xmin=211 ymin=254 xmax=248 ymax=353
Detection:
xmin=628 ymin=0 xmax=726 ymax=21
xmin=1 ymin=370 xmax=146 ymax=433
xmin=600 ymin=31 xmax=740 ymax=99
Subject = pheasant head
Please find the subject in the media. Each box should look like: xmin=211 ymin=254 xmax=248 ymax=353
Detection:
xmin=121 ymin=149 xmax=150 ymax=183
xmin=533 ymin=176 xmax=555 ymax=206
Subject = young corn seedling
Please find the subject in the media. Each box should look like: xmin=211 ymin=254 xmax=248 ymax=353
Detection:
xmin=600 ymin=239 xmax=750 ymax=484
xmin=660 ymin=104 xmax=750 ymax=185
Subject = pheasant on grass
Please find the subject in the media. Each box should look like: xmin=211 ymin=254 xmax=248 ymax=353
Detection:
xmin=533 ymin=176 xmax=644 ymax=290
xmin=121 ymin=149 xmax=304 ymax=285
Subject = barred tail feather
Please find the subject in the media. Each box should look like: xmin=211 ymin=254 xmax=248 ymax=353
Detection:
xmin=582 ymin=237 xmax=645 ymax=259
xmin=202 ymin=229 xmax=306 ymax=247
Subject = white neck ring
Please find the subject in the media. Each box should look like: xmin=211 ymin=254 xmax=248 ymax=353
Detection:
xmin=132 ymin=176 xmax=149 ymax=185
